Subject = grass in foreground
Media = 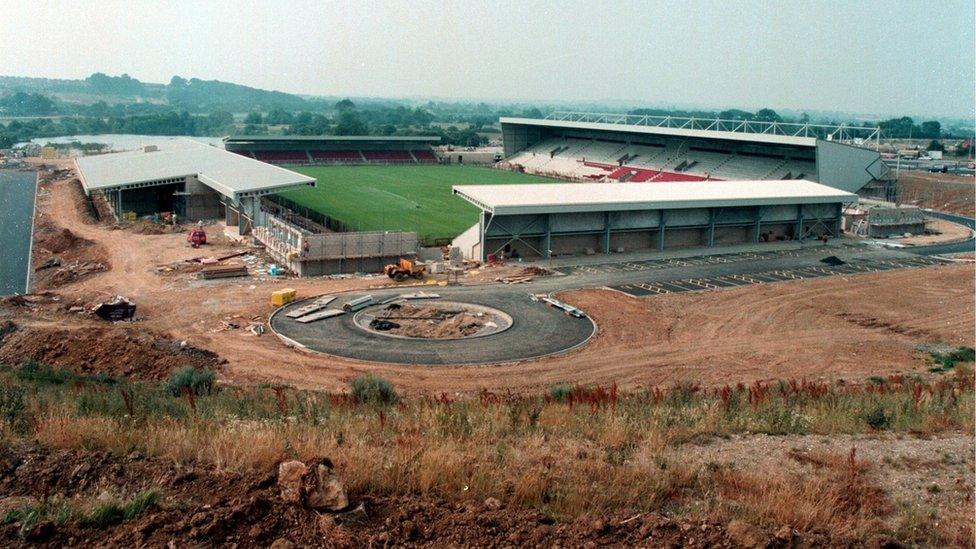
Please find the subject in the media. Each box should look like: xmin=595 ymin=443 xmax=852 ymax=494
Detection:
xmin=0 ymin=361 xmax=973 ymax=545
xmin=277 ymin=164 xmax=556 ymax=241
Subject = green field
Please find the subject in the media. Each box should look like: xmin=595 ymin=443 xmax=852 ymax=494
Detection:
xmin=277 ymin=165 xmax=556 ymax=242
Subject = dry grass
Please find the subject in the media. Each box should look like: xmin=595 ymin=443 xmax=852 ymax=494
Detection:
xmin=1 ymin=362 xmax=974 ymax=544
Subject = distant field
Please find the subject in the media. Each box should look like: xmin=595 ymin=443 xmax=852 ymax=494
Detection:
xmin=277 ymin=165 xmax=556 ymax=241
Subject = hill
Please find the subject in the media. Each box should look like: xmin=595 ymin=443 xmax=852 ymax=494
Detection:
xmin=0 ymin=73 xmax=308 ymax=112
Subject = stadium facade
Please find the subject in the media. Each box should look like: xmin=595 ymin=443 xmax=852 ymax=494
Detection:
xmin=498 ymin=114 xmax=892 ymax=199
xmin=75 ymin=138 xmax=315 ymax=232
xmin=453 ymin=180 xmax=856 ymax=261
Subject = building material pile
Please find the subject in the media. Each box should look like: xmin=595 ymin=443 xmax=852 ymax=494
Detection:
xmin=92 ymin=296 xmax=136 ymax=321
xmin=199 ymin=264 xmax=248 ymax=280
xmin=285 ymin=296 xmax=336 ymax=318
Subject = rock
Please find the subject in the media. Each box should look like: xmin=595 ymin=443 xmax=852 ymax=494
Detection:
xmin=24 ymin=520 xmax=54 ymax=541
xmin=775 ymin=525 xmax=794 ymax=542
xmin=189 ymin=512 xmax=209 ymax=527
xmin=269 ymin=539 xmax=295 ymax=549
xmin=278 ymin=458 xmax=348 ymax=511
xmin=304 ymin=460 xmax=348 ymax=511
xmin=483 ymin=497 xmax=502 ymax=510
xmin=727 ymin=520 xmax=765 ymax=548
xmin=277 ymin=460 xmax=308 ymax=505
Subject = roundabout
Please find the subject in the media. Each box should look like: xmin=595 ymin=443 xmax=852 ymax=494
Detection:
xmin=269 ymin=287 xmax=596 ymax=365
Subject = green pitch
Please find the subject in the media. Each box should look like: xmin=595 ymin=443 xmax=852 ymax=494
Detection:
xmin=276 ymin=165 xmax=557 ymax=241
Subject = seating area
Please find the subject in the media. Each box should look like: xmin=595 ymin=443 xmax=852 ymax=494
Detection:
xmin=310 ymin=150 xmax=363 ymax=162
xmin=362 ymin=150 xmax=415 ymax=163
xmin=411 ymin=149 xmax=438 ymax=163
xmin=252 ymin=150 xmax=309 ymax=164
xmin=505 ymin=138 xmax=816 ymax=183
xmin=238 ymin=147 xmax=441 ymax=166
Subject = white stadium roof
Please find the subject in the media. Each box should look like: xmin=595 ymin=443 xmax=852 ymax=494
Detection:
xmin=453 ymin=180 xmax=856 ymax=216
xmin=500 ymin=117 xmax=818 ymax=147
xmin=75 ymin=138 xmax=315 ymax=200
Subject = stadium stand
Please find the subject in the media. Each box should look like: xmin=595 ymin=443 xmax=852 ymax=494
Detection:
xmin=505 ymin=137 xmax=817 ymax=184
xmin=310 ymin=150 xmax=364 ymax=162
xmin=252 ymin=150 xmax=310 ymax=164
xmin=411 ymin=149 xmax=438 ymax=163
xmin=223 ymin=136 xmax=443 ymax=167
xmin=361 ymin=150 xmax=415 ymax=163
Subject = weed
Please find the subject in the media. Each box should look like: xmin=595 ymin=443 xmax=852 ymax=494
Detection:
xmin=863 ymin=404 xmax=891 ymax=430
xmin=81 ymin=502 xmax=123 ymax=528
xmin=0 ymin=383 xmax=28 ymax=432
xmin=548 ymin=383 xmax=571 ymax=402
xmin=165 ymin=366 xmax=216 ymax=397
xmin=122 ymin=490 xmax=158 ymax=520
xmin=349 ymin=374 xmax=398 ymax=405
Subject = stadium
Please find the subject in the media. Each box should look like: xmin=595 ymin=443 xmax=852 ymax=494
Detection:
xmin=71 ymin=112 xmax=898 ymax=274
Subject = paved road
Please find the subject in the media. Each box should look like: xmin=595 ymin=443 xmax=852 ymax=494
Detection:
xmin=0 ymin=170 xmax=37 ymax=296
xmin=271 ymin=287 xmax=596 ymax=365
xmin=909 ymin=211 xmax=975 ymax=256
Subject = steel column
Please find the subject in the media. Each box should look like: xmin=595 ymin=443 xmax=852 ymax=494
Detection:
xmin=753 ymin=206 xmax=763 ymax=243
xmin=658 ymin=210 xmax=666 ymax=251
xmin=603 ymin=211 xmax=611 ymax=254
xmin=706 ymin=208 xmax=716 ymax=247
xmin=543 ymin=214 xmax=552 ymax=258
xmin=795 ymin=204 xmax=804 ymax=240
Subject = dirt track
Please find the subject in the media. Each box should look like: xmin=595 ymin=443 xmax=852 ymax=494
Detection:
xmin=5 ymin=172 xmax=975 ymax=394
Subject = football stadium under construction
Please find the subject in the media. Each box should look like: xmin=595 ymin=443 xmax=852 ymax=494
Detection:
xmin=70 ymin=113 xmax=905 ymax=274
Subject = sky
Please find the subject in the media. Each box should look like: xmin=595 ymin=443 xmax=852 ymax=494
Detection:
xmin=1 ymin=0 xmax=973 ymax=118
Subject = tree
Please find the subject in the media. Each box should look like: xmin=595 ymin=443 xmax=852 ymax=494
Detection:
xmin=86 ymin=72 xmax=145 ymax=95
xmin=265 ymin=108 xmax=293 ymax=125
xmin=754 ymin=108 xmax=782 ymax=122
xmin=244 ymin=112 xmax=263 ymax=124
xmin=0 ymin=92 xmax=56 ymax=116
xmin=920 ymin=121 xmax=941 ymax=139
xmin=926 ymin=139 xmax=944 ymax=152
xmin=718 ymin=109 xmax=754 ymax=120
xmin=334 ymin=98 xmax=356 ymax=111
xmin=333 ymin=110 xmax=367 ymax=135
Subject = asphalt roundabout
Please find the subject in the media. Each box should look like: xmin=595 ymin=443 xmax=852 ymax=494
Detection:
xmin=269 ymin=287 xmax=596 ymax=365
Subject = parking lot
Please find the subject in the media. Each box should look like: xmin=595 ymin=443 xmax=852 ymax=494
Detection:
xmin=558 ymin=246 xmax=842 ymax=276
xmin=609 ymin=255 xmax=950 ymax=297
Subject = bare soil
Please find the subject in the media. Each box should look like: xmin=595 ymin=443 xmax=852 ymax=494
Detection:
xmin=0 ymin=320 xmax=221 ymax=380
xmin=897 ymin=171 xmax=975 ymax=217
xmin=0 ymin=432 xmax=969 ymax=547
xmin=373 ymin=303 xmax=484 ymax=339
xmin=0 ymin=441 xmax=871 ymax=547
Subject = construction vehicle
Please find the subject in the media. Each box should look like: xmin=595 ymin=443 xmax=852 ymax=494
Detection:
xmin=384 ymin=258 xmax=426 ymax=282
xmin=186 ymin=221 xmax=207 ymax=248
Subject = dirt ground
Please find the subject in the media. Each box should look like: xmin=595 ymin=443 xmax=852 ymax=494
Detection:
xmin=0 ymin=432 xmax=969 ymax=547
xmin=896 ymin=217 xmax=973 ymax=246
xmin=373 ymin=303 xmax=485 ymax=339
xmin=0 ymin=442 xmax=763 ymax=547
xmin=1 ymin=170 xmax=974 ymax=393
xmin=897 ymin=171 xmax=975 ymax=218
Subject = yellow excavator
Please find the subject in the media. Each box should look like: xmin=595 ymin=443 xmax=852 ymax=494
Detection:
xmin=384 ymin=258 xmax=426 ymax=282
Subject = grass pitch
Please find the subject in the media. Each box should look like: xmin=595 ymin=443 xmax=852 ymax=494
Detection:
xmin=276 ymin=165 xmax=556 ymax=241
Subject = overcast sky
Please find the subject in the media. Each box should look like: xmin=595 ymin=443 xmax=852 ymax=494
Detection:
xmin=1 ymin=0 xmax=973 ymax=118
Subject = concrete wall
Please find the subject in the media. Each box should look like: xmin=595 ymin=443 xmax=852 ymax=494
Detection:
xmin=816 ymin=139 xmax=887 ymax=193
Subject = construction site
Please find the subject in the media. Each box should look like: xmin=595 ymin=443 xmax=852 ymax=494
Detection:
xmin=3 ymin=116 xmax=972 ymax=388
xmin=0 ymin=119 xmax=973 ymax=547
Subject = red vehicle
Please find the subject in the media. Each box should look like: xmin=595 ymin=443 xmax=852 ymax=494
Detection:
xmin=186 ymin=228 xmax=207 ymax=247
